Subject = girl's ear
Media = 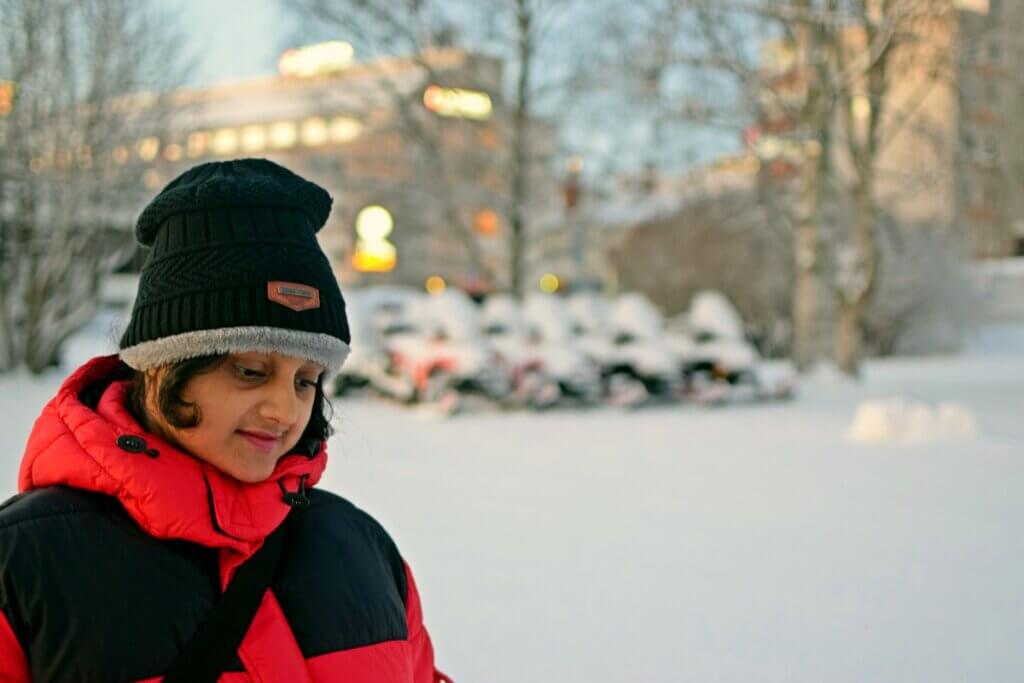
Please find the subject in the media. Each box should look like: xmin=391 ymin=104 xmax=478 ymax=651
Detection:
xmin=141 ymin=367 xmax=169 ymax=430
xmin=143 ymin=368 xmax=161 ymax=404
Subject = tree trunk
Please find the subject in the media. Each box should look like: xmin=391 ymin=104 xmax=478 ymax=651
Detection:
xmin=834 ymin=179 xmax=878 ymax=375
xmin=790 ymin=0 xmax=828 ymax=373
xmin=792 ymin=137 xmax=824 ymax=372
xmin=834 ymin=296 xmax=865 ymax=376
xmin=509 ymin=0 xmax=533 ymax=295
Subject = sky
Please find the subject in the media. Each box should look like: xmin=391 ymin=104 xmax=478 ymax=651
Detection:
xmin=170 ymin=0 xmax=738 ymax=172
xmin=177 ymin=0 xmax=289 ymax=86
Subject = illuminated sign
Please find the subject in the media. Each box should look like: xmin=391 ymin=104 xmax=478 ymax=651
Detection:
xmin=954 ymin=0 xmax=989 ymax=13
xmin=423 ymin=85 xmax=492 ymax=121
xmin=279 ymin=42 xmax=355 ymax=78
xmin=352 ymin=205 xmax=396 ymax=273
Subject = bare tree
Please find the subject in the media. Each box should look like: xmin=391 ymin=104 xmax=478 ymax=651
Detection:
xmin=282 ymin=0 xmax=583 ymax=294
xmin=0 ymin=0 xmax=187 ymax=373
xmin=588 ymin=0 xmax=963 ymax=374
xmin=825 ymin=1 xmax=959 ymax=374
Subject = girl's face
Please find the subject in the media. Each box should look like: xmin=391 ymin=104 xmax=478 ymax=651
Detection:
xmin=146 ymin=352 xmax=325 ymax=483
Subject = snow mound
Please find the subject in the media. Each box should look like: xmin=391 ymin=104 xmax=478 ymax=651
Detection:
xmin=610 ymin=293 xmax=663 ymax=337
xmin=523 ymin=294 xmax=573 ymax=342
xmin=846 ymin=399 xmax=978 ymax=445
xmin=566 ymin=292 xmax=610 ymax=334
xmin=689 ymin=290 xmax=745 ymax=339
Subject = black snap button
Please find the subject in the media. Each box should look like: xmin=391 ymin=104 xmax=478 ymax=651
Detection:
xmin=116 ymin=435 xmax=159 ymax=457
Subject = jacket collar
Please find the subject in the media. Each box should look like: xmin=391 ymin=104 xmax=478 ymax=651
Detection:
xmin=18 ymin=355 xmax=327 ymax=556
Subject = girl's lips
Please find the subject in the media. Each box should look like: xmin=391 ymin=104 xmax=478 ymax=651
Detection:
xmin=236 ymin=430 xmax=281 ymax=453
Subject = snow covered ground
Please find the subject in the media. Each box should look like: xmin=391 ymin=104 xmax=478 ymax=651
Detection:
xmin=1 ymin=326 xmax=1022 ymax=682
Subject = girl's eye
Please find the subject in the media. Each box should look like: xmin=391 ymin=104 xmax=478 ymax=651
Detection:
xmin=235 ymin=365 xmax=265 ymax=380
xmin=296 ymin=378 xmax=318 ymax=391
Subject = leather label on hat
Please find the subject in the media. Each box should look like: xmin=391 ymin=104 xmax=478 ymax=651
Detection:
xmin=267 ymin=281 xmax=321 ymax=312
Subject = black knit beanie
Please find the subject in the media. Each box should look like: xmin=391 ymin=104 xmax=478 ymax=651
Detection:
xmin=118 ymin=158 xmax=350 ymax=375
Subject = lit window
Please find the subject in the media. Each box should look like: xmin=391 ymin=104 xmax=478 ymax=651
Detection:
xmin=329 ymin=116 xmax=361 ymax=143
xmin=187 ymin=131 xmax=210 ymax=158
xmin=301 ymin=117 xmax=328 ymax=147
xmin=422 ymin=85 xmax=493 ymax=120
xmin=240 ymin=125 xmax=267 ymax=152
xmin=137 ymin=137 xmax=160 ymax=161
xmin=163 ymin=143 xmax=183 ymax=161
xmin=268 ymin=121 xmax=297 ymax=149
xmin=212 ymin=128 xmax=239 ymax=155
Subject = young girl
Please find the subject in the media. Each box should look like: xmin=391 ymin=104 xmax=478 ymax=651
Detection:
xmin=0 ymin=159 xmax=448 ymax=682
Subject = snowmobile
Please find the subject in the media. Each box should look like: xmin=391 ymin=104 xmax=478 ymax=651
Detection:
xmin=483 ymin=294 xmax=602 ymax=409
xmin=668 ymin=290 xmax=795 ymax=404
xmin=565 ymin=292 xmax=682 ymax=407
xmin=380 ymin=290 xmax=510 ymax=414
xmin=331 ymin=287 xmax=421 ymax=399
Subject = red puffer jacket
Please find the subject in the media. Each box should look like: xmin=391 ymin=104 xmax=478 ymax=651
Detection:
xmin=0 ymin=355 xmax=451 ymax=682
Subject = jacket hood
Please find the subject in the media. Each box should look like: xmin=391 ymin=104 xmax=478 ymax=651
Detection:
xmin=18 ymin=355 xmax=328 ymax=557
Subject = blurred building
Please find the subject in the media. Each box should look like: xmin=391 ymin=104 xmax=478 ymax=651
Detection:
xmin=114 ymin=44 xmax=558 ymax=292
xmin=955 ymin=0 xmax=1024 ymax=258
xmin=749 ymin=1 xmax=1024 ymax=259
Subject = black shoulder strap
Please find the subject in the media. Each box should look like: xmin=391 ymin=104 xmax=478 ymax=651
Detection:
xmin=162 ymin=513 xmax=293 ymax=683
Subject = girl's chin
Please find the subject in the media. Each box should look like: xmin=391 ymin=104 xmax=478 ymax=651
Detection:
xmin=228 ymin=467 xmax=276 ymax=484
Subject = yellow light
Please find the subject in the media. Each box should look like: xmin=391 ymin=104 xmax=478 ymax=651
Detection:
xmin=137 ymin=137 xmax=160 ymax=162
xmin=300 ymin=117 xmax=328 ymax=147
xmin=329 ymin=116 xmax=361 ymax=143
xmin=268 ymin=121 xmax=297 ymax=149
xmin=240 ymin=125 xmax=266 ymax=152
xmin=187 ymin=131 xmax=210 ymax=158
xmin=425 ymin=276 xmax=447 ymax=295
xmin=355 ymin=205 xmax=394 ymax=240
xmin=163 ymin=143 xmax=183 ymax=161
xmin=112 ymin=145 xmax=130 ymax=164
xmin=539 ymin=273 xmax=560 ymax=293
xmin=352 ymin=242 xmax=397 ymax=272
xmin=422 ymin=85 xmax=493 ymax=120
xmin=353 ymin=205 xmax=397 ymax=273
xmin=279 ymin=41 xmax=355 ymax=78
xmin=212 ymin=128 xmax=239 ymax=155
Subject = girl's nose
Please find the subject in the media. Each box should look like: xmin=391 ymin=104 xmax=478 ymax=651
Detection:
xmin=258 ymin=383 xmax=298 ymax=427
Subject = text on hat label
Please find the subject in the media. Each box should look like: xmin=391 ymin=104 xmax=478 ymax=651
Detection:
xmin=267 ymin=281 xmax=321 ymax=311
